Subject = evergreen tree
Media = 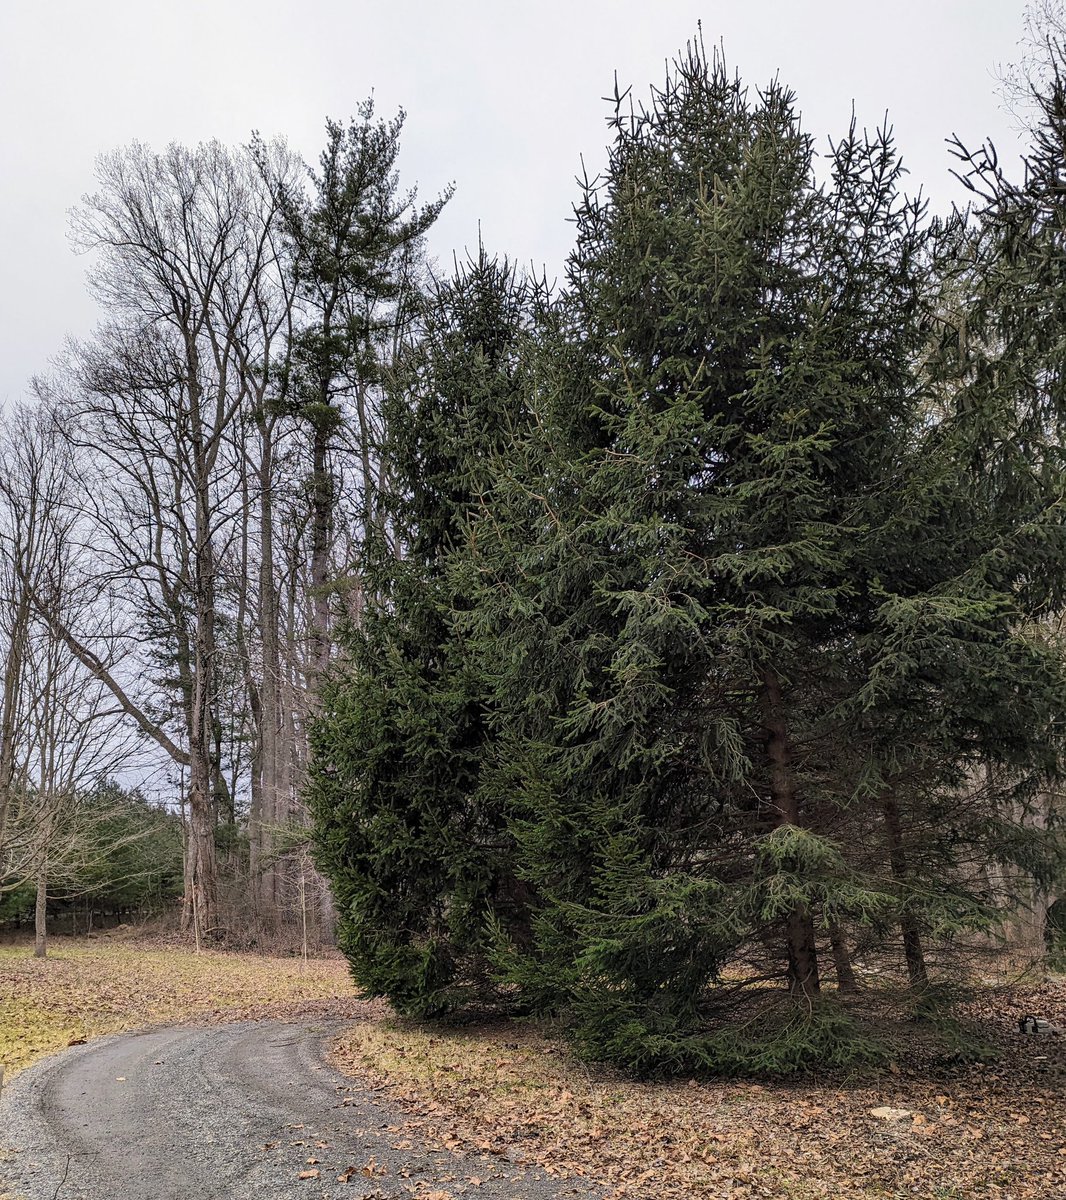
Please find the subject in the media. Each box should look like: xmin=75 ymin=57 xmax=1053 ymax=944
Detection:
xmin=309 ymin=254 xmax=539 ymax=1016
xmin=280 ymin=104 xmax=450 ymax=682
xmin=312 ymin=43 xmax=1066 ymax=1075
xmin=473 ymin=44 xmax=1066 ymax=1071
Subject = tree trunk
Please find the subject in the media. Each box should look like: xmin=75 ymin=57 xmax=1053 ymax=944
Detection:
xmin=34 ymin=861 xmax=48 ymax=959
xmin=828 ymin=920 xmax=859 ymax=993
xmin=212 ymin=716 xmax=234 ymax=831
xmin=760 ymin=667 xmax=820 ymax=999
xmin=309 ymin=419 xmax=332 ymax=693
xmin=256 ymin=411 xmax=282 ymax=914
xmin=882 ymin=793 xmax=928 ymax=989
xmin=0 ymin=584 xmax=31 ymax=854
xmin=182 ymin=759 xmax=217 ymax=940
xmin=179 ymin=673 xmax=219 ymax=939
xmin=181 ymin=562 xmax=219 ymax=940
xmin=177 ymin=339 xmax=221 ymax=938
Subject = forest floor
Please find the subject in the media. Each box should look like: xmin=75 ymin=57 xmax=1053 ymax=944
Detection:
xmin=0 ymin=934 xmax=1063 ymax=1199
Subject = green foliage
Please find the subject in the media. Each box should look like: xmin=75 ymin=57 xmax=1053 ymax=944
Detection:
xmin=0 ymin=882 xmax=36 ymax=923
xmin=0 ymin=781 xmax=184 ymax=921
xmin=571 ymin=997 xmax=887 ymax=1078
xmin=278 ymin=100 xmax=452 ymax=456
xmin=310 ymin=254 xmax=541 ymax=1017
xmin=74 ymin=782 xmax=184 ymax=912
xmin=474 ymin=41 xmax=960 ymax=1052
xmin=312 ymin=40 xmax=1066 ymax=1076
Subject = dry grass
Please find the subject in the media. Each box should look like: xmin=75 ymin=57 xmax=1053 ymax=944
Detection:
xmin=0 ymin=934 xmax=377 ymax=1076
xmin=3 ymin=934 xmax=1063 ymax=1199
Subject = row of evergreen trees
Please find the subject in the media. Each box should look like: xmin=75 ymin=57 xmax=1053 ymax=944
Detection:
xmin=0 ymin=782 xmax=183 ymax=929
xmin=310 ymin=45 xmax=1066 ymax=1073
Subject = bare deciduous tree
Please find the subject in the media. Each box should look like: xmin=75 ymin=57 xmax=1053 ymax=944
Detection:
xmin=59 ymin=140 xmax=298 ymax=937
xmin=999 ymin=0 xmax=1066 ymax=128
xmin=0 ymin=403 xmax=141 ymax=957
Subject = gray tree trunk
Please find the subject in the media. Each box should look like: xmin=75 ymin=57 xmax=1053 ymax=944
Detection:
xmin=34 ymin=860 xmax=47 ymax=959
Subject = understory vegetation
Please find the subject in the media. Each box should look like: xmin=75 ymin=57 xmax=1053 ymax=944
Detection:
xmin=0 ymin=782 xmax=183 ymax=931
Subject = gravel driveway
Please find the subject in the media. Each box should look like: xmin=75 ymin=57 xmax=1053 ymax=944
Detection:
xmin=0 ymin=1020 xmax=594 ymax=1200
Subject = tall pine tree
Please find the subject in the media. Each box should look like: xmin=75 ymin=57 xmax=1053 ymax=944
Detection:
xmin=312 ymin=43 xmax=1066 ymax=1074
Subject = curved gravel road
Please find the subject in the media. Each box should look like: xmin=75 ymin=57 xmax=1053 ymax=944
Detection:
xmin=0 ymin=1021 xmax=594 ymax=1200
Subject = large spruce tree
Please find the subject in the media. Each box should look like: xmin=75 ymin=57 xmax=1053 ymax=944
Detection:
xmin=309 ymin=253 xmax=539 ymax=1016
xmin=474 ymin=48 xmax=929 ymax=1068
xmin=471 ymin=45 xmax=1066 ymax=1070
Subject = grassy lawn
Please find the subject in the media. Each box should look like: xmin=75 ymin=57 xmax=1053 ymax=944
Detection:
xmin=0 ymin=934 xmax=372 ymax=1076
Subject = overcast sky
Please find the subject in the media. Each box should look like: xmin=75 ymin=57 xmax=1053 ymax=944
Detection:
xmin=0 ymin=1 xmax=1033 ymax=406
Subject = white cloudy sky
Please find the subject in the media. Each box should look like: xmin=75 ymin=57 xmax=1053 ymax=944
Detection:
xmin=0 ymin=1 xmax=1033 ymax=405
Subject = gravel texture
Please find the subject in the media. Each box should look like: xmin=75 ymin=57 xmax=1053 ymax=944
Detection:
xmin=0 ymin=1020 xmax=595 ymax=1200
